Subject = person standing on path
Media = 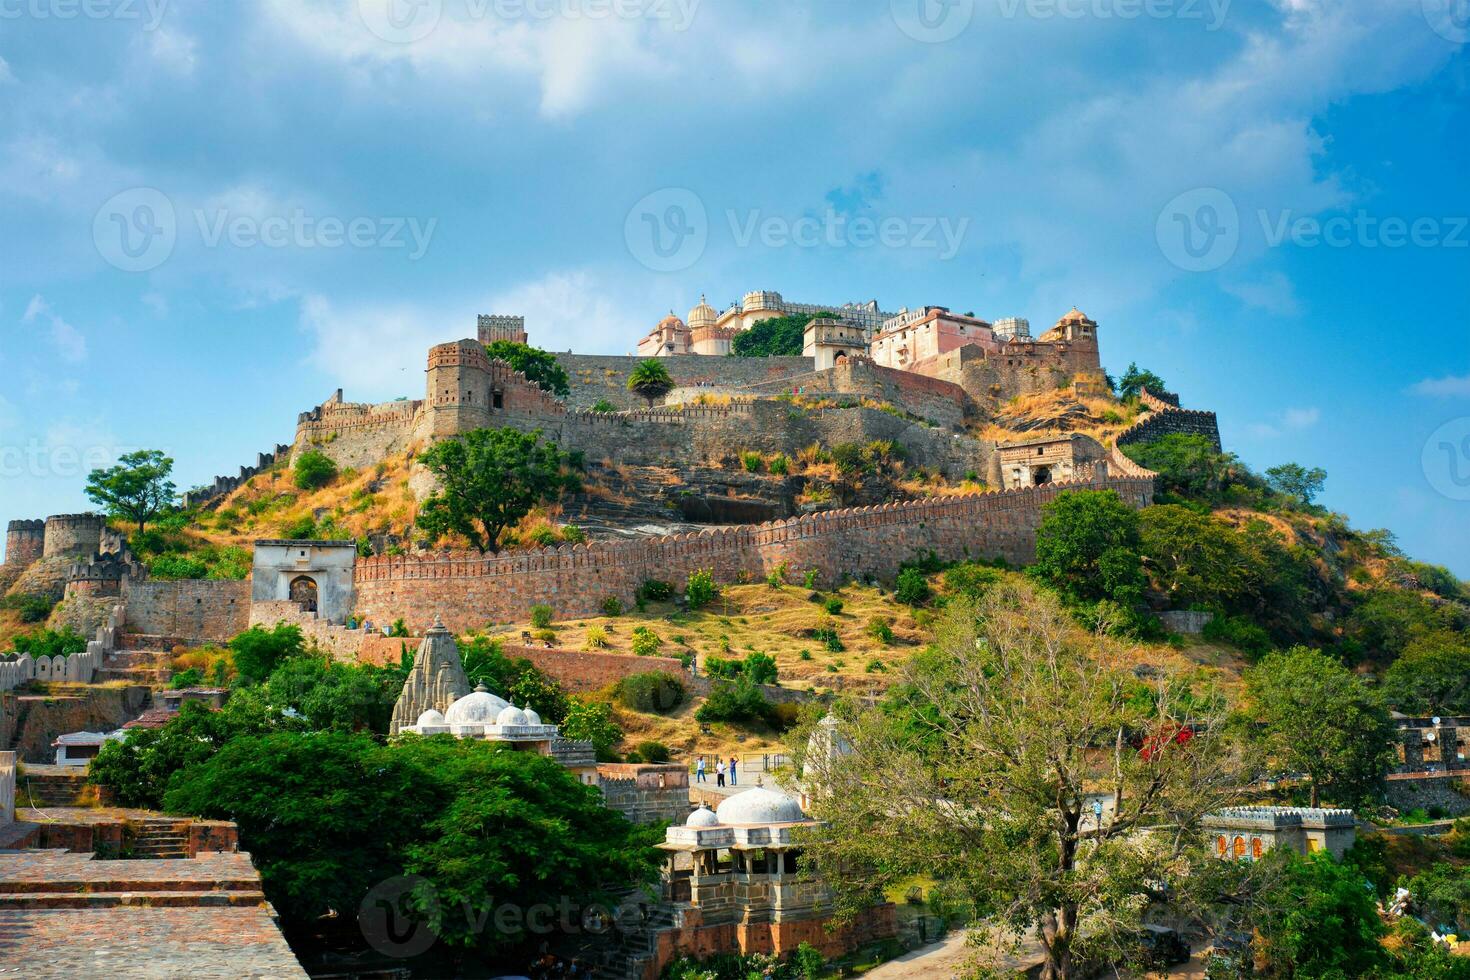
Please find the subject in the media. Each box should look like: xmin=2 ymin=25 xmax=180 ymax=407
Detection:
xmin=728 ymin=756 xmax=738 ymax=786
xmin=695 ymin=756 xmax=707 ymax=783
xmin=716 ymin=758 xmax=727 ymax=788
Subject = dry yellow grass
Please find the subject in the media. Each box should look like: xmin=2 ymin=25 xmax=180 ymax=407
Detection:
xmin=976 ymin=389 xmax=1142 ymax=446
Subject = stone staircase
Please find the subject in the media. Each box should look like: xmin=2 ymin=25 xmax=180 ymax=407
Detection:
xmin=16 ymin=765 xmax=94 ymax=808
xmin=132 ymin=819 xmax=191 ymax=859
xmin=0 ymin=851 xmax=267 ymax=911
xmin=98 ymin=646 xmax=173 ymax=687
xmin=582 ymin=892 xmax=678 ymax=980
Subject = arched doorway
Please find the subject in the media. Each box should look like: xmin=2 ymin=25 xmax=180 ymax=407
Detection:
xmin=1032 ymin=465 xmax=1052 ymax=486
xmin=289 ymin=575 xmax=319 ymax=613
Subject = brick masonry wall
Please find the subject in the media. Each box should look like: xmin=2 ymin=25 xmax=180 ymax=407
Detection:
xmin=353 ymin=475 xmax=1154 ymax=633
xmin=501 ymin=645 xmax=688 ymax=692
xmin=554 ymin=353 xmax=816 ymax=410
xmin=124 ymin=580 xmax=251 ymax=643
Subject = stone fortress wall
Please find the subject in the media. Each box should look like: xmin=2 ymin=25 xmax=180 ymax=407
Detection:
xmin=42 ymin=515 xmax=106 ymax=560
xmin=353 ymin=472 xmax=1154 ymax=633
xmin=183 ymin=443 xmax=294 ymax=509
xmin=4 ymin=521 xmax=44 ymax=570
xmin=1116 ymin=387 xmax=1222 ymax=453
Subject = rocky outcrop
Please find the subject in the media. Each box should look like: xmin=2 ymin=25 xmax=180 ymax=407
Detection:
xmin=388 ymin=620 xmax=471 ymax=735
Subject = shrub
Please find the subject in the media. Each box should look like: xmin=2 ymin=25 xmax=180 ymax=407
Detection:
xmin=695 ymin=680 xmax=773 ymax=726
xmin=741 ymin=451 xmax=763 ymax=473
xmin=2 ymin=594 xmax=55 ymax=623
xmin=766 ymin=561 xmax=789 ymax=588
xmin=1203 ymin=613 xmax=1273 ymax=658
xmin=704 ymin=655 xmax=741 ymax=680
xmin=169 ymin=667 xmax=204 ymax=689
xmin=561 ymin=524 xmax=586 ymax=545
xmin=769 ymin=454 xmax=789 ymax=476
xmin=685 ymin=570 xmax=717 ymax=610
xmin=281 ymin=514 xmax=318 ymax=540
xmin=803 ymin=569 xmax=819 ymax=589
xmin=799 ymin=649 xmax=813 ymax=660
xmin=813 ymin=623 xmax=844 ymax=653
xmin=616 ymin=672 xmax=686 ymax=714
xmin=823 ymin=596 xmax=844 ymax=615
xmin=866 ymin=659 xmax=887 ymax=673
xmin=228 ymin=623 xmax=305 ymax=682
xmin=943 ymin=562 xmax=1002 ymax=598
xmin=631 ymin=626 xmax=662 ymax=657
xmin=590 ymin=399 xmax=618 ymax=413
xmin=866 ymin=616 xmax=895 ymax=645
xmin=583 ymin=626 xmax=609 ymax=650
xmin=600 ymin=595 xmax=624 ymax=617
xmin=895 ymin=567 xmax=931 ymax=606
xmin=529 ymin=604 xmax=554 ymax=629
xmin=743 ymin=651 xmax=778 ymax=685
xmin=635 ymin=740 xmax=671 ymax=764
xmin=638 ymin=579 xmax=674 ymax=602
xmin=293 ymin=450 xmax=338 ymax=491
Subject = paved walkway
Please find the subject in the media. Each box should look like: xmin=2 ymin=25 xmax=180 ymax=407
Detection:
xmin=866 ymin=928 xmax=1044 ymax=979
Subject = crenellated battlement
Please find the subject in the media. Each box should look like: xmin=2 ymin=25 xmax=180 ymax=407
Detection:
xmin=183 ymin=443 xmax=295 ymax=509
xmin=43 ymin=513 xmax=106 ymax=560
xmin=1116 ymin=388 xmax=1221 ymax=453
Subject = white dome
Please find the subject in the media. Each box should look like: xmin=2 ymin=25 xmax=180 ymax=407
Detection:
xmin=715 ymin=787 xmax=805 ymax=826
xmin=444 ymin=685 xmax=510 ymax=726
xmin=523 ymin=707 xmax=542 ymax=726
xmin=496 ymin=705 xmax=531 ymax=727
xmin=685 ymin=804 xmax=720 ymax=828
xmin=415 ymin=709 xmax=446 ymax=727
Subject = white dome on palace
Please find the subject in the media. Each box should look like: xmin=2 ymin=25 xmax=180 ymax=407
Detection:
xmin=715 ymin=787 xmax=805 ymax=826
xmin=496 ymin=705 xmax=531 ymax=727
xmin=523 ymin=707 xmax=542 ymax=726
xmin=444 ymin=685 xmax=510 ymax=725
xmin=685 ymin=804 xmax=721 ymax=828
xmin=687 ymin=294 xmax=717 ymax=329
xmin=416 ymin=709 xmax=446 ymax=727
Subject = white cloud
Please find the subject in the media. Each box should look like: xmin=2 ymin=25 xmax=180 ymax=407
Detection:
xmin=1248 ymin=405 xmax=1320 ymax=438
xmin=1222 ymin=271 xmax=1302 ymax=316
xmin=22 ymin=295 xmax=87 ymax=363
xmin=1412 ymin=374 xmax=1470 ymax=398
xmin=0 ymin=56 xmax=13 ymax=84
xmin=300 ymin=269 xmax=646 ymax=395
xmin=145 ymin=29 xmax=200 ymax=76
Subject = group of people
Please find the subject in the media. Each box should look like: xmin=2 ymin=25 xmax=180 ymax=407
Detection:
xmin=694 ymin=755 xmax=739 ymax=788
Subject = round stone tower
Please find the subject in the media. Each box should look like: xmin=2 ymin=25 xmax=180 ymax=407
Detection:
xmin=4 ymin=519 xmax=45 ymax=569
xmin=43 ymin=513 xmax=105 ymax=560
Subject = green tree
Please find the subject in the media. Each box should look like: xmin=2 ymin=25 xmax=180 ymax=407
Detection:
xmin=626 ymin=358 xmax=675 ymax=408
xmin=416 ymin=427 xmax=576 ymax=553
xmin=483 ymin=340 xmax=571 ymax=397
xmin=1030 ymin=489 xmax=1146 ymax=605
xmin=259 ymin=656 xmax=399 ymax=734
xmin=1405 ymin=862 xmax=1470 ymax=934
xmin=560 ymin=697 xmax=623 ymax=760
xmin=229 ymin=623 xmax=306 ymax=682
xmin=1265 ymin=462 xmax=1327 ymax=505
xmin=794 ymin=583 xmax=1240 ymax=980
xmin=1119 ymin=434 xmax=1246 ymax=502
xmin=1137 ymin=504 xmax=1253 ymax=610
xmin=729 ymin=312 xmax=834 ymax=357
xmin=1246 ymin=646 xmax=1395 ymax=807
xmin=1252 ymin=850 xmax=1390 ymax=978
xmin=84 ymin=449 xmax=176 ymax=532
xmin=458 ymin=634 xmax=570 ymax=723
xmin=1382 ymin=637 xmax=1470 ymax=716
xmin=1116 ymin=362 xmax=1168 ymax=400
xmin=293 ymin=450 xmax=339 ymax=490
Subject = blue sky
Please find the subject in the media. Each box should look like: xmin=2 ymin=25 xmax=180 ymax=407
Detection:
xmin=1 ymin=0 xmax=1467 ymax=574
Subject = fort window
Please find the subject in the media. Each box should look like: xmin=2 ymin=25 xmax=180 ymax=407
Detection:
xmin=1251 ymin=839 xmax=1263 ymax=860
xmin=1232 ymin=837 xmax=1245 ymax=859
xmin=493 ymin=390 xmax=504 ymax=409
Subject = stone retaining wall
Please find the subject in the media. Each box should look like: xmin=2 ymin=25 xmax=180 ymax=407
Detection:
xmin=124 ymin=580 xmax=251 ymax=643
xmin=353 ymin=475 xmax=1154 ymax=634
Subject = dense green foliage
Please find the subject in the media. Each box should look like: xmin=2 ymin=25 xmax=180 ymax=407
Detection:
xmin=229 ymin=623 xmax=306 ymax=683
xmin=615 ymin=671 xmax=686 ymax=714
xmin=729 ymin=312 xmax=834 ymax=358
xmin=482 ymin=340 xmax=571 ymax=397
xmin=1030 ymin=489 xmax=1146 ymax=606
xmin=292 ymin=450 xmax=339 ymax=490
xmin=1116 ymin=362 xmax=1168 ymax=399
xmin=694 ymin=679 xmax=774 ymax=726
xmin=417 ymin=427 xmax=578 ymax=553
xmin=685 ymin=569 xmax=717 ymax=610
xmin=703 ymin=651 xmax=777 ymax=685
xmin=84 ymin=449 xmax=176 ymax=532
xmin=1253 ymin=850 xmax=1391 ymax=978
xmin=559 ymin=698 xmax=623 ymax=760
xmin=9 ymin=626 xmax=87 ymax=657
xmin=626 ymin=358 xmax=674 ymax=407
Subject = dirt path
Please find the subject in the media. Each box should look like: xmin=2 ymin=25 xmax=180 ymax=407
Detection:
xmin=865 ymin=929 xmax=1044 ymax=980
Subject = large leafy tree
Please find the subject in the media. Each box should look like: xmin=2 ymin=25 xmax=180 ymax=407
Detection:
xmin=729 ymin=312 xmax=835 ymax=357
xmin=84 ymin=449 xmax=176 ymax=532
xmin=1030 ymin=489 xmax=1146 ymax=605
xmin=458 ymin=634 xmax=570 ymax=723
xmin=416 ymin=427 xmax=576 ymax=553
xmin=626 ymin=358 xmax=674 ymax=408
xmin=1251 ymin=850 xmax=1391 ymax=978
xmin=1245 ymin=646 xmax=1395 ymax=807
xmin=1382 ymin=637 xmax=1470 ymax=716
xmin=793 ymin=583 xmax=1242 ymax=980
xmin=1265 ymin=462 xmax=1327 ymax=505
xmin=483 ymin=340 xmax=570 ymax=398
xmin=1119 ymin=434 xmax=1246 ymax=502
xmin=1137 ymin=504 xmax=1253 ymax=609
xmin=1116 ymin=362 xmax=1168 ymax=400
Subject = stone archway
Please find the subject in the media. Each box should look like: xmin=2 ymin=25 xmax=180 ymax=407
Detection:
xmin=1032 ymin=465 xmax=1053 ymax=486
xmin=289 ymin=575 xmax=319 ymax=613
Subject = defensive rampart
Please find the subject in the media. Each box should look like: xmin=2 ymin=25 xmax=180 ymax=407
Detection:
xmin=353 ymin=474 xmax=1154 ymax=633
xmin=1116 ymin=387 xmax=1222 ymax=452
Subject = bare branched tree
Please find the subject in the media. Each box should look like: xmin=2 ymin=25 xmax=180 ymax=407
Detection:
xmin=789 ymin=581 xmax=1248 ymax=980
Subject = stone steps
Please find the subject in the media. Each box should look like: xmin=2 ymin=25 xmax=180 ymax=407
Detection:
xmin=0 ymin=876 xmax=259 ymax=894
xmin=15 ymin=770 xmax=92 ymax=808
xmin=0 ymin=889 xmax=266 ymax=909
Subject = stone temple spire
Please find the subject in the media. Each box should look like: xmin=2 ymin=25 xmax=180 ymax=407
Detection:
xmin=389 ymin=618 xmax=472 ymax=735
